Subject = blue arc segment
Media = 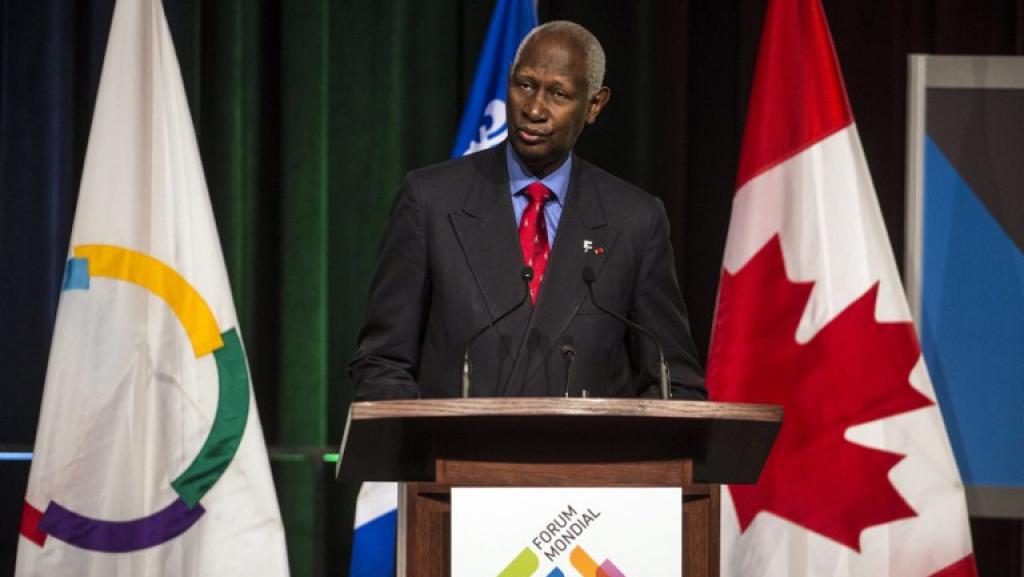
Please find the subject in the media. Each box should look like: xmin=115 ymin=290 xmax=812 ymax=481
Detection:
xmin=62 ymin=258 xmax=89 ymax=290
xmin=921 ymin=135 xmax=1024 ymax=486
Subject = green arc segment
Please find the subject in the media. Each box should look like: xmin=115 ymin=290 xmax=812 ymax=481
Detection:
xmin=172 ymin=328 xmax=250 ymax=507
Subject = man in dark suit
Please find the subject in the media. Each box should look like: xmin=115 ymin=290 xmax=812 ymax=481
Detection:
xmin=350 ymin=21 xmax=705 ymax=400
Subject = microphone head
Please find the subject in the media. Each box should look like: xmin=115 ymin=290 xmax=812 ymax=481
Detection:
xmin=560 ymin=335 xmax=576 ymax=359
xmin=582 ymin=266 xmax=597 ymax=284
xmin=521 ymin=266 xmax=534 ymax=282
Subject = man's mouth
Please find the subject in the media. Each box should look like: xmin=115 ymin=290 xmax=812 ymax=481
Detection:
xmin=516 ymin=127 xmax=550 ymax=144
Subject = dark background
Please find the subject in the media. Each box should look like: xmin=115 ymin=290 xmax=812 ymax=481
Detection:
xmin=2 ymin=1 xmax=1022 ymax=575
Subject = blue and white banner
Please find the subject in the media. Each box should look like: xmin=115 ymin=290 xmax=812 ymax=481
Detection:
xmin=450 ymin=0 xmax=537 ymax=158
xmin=349 ymin=482 xmax=398 ymax=577
xmin=349 ymin=2 xmax=537 ymax=575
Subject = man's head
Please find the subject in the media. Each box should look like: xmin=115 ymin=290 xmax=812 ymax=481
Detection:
xmin=506 ymin=21 xmax=611 ymax=178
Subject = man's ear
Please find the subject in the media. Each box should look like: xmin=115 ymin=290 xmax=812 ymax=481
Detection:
xmin=586 ymin=87 xmax=611 ymax=124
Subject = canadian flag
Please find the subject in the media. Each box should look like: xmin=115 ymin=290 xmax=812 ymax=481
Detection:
xmin=706 ymin=0 xmax=977 ymax=576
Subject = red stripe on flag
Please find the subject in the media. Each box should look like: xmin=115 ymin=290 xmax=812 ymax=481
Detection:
xmin=735 ymin=0 xmax=852 ymax=190
xmin=927 ymin=554 xmax=979 ymax=577
xmin=20 ymin=501 xmax=48 ymax=547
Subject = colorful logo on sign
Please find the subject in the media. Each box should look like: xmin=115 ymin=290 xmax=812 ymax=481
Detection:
xmin=497 ymin=545 xmax=628 ymax=577
xmin=18 ymin=245 xmax=249 ymax=552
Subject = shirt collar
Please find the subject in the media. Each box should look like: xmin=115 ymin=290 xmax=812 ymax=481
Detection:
xmin=506 ymin=144 xmax=572 ymax=205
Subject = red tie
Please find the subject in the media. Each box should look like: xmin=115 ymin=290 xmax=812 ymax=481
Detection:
xmin=519 ymin=182 xmax=551 ymax=305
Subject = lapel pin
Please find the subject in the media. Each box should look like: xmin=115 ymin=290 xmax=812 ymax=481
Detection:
xmin=583 ymin=240 xmax=593 ymax=253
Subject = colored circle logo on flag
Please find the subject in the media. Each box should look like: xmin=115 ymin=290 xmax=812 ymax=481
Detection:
xmin=20 ymin=245 xmax=250 ymax=553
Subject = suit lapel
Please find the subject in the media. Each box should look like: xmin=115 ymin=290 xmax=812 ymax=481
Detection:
xmin=449 ymin=146 xmax=531 ymax=366
xmin=505 ymin=156 xmax=620 ymax=395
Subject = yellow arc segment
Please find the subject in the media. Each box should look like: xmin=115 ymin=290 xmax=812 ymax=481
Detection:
xmin=73 ymin=244 xmax=223 ymax=357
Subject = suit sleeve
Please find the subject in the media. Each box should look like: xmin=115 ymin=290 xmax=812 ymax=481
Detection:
xmin=628 ymin=197 xmax=707 ymax=400
xmin=348 ymin=176 xmax=429 ymax=400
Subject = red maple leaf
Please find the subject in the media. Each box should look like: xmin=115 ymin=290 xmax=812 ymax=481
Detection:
xmin=708 ymin=235 xmax=933 ymax=551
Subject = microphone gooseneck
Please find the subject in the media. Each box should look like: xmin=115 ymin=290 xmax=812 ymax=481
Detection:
xmin=581 ymin=266 xmax=672 ymax=400
xmin=461 ymin=266 xmax=534 ymax=398
xmin=560 ymin=341 xmax=577 ymax=398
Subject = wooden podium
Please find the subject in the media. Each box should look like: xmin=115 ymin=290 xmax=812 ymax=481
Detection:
xmin=337 ymin=398 xmax=781 ymax=577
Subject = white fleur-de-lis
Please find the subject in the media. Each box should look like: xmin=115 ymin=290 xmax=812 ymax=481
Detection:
xmin=463 ymin=99 xmax=508 ymax=155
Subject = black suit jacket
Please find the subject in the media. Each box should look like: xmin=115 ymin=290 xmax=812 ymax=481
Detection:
xmin=350 ymin=144 xmax=705 ymax=400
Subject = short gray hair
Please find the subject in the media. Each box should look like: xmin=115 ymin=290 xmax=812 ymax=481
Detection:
xmin=511 ymin=21 xmax=606 ymax=98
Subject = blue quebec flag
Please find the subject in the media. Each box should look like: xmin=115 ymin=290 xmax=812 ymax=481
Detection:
xmin=348 ymin=2 xmax=536 ymax=576
xmin=451 ymin=0 xmax=538 ymax=158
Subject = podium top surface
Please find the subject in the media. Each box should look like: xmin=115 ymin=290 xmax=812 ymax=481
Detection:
xmin=337 ymin=398 xmax=781 ymax=485
xmin=347 ymin=397 xmax=780 ymax=420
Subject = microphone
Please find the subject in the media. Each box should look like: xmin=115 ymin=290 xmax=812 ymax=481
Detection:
xmin=462 ymin=266 xmax=533 ymax=397
xmin=560 ymin=338 xmax=576 ymax=398
xmin=581 ymin=266 xmax=671 ymax=400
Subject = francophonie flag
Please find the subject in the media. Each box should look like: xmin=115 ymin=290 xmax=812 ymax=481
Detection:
xmin=16 ymin=0 xmax=289 ymax=575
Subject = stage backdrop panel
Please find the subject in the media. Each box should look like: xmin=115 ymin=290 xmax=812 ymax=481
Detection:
xmin=905 ymin=54 xmax=1024 ymax=518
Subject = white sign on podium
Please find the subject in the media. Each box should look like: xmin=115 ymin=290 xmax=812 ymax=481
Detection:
xmin=451 ymin=487 xmax=682 ymax=577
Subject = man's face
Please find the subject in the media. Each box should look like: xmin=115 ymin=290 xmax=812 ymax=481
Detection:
xmin=506 ymin=32 xmax=610 ymax=178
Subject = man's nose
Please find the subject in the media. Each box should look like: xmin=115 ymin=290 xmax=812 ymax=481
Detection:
xmin=523 ymin=93 xmax=547 ymax=121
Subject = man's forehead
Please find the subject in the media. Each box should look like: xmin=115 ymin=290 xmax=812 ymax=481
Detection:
xmin=528 ymin=29 xmax=583 ymax=50
xmin=514 ymin=32 xmax=587 ymax=76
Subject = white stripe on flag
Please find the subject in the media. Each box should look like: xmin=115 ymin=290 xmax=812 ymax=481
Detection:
xmin=725 ymin=127 xmax=911 ymax=340
xmin=354 ymin=482 xmax=398 ymax=528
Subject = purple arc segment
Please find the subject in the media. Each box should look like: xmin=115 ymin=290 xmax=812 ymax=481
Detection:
xmin=37 ymin=498 xmax=204 ymax=553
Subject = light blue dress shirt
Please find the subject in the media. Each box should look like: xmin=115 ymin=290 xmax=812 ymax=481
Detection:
xmin=506 ymin=144 xmax=572 ymax=246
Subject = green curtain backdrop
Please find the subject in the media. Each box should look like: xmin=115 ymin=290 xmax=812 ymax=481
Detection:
xmin=171 ymin=3 xmax=495 ymax=573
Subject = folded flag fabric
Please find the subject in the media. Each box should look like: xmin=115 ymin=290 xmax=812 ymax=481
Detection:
xmin=15 ymin=0 xmax=289 ymax=575
xmin=706 ymin=0 xmax=977 ymax=576
xmin=450 ymin=0 xmax=537 ymax=158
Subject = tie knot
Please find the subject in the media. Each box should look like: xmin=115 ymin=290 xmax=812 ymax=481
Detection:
xmin=524 ymin=182 xmax=551 ymax=204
